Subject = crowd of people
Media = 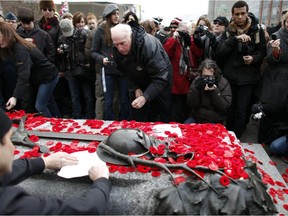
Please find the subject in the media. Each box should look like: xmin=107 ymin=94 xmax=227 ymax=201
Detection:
xmin=0 ymin=0 xmax=287 ymax=151
xmin=0 ymin=0 xmax=288 ymax=214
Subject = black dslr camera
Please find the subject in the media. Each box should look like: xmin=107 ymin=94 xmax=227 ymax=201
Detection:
xmin=202 ymin=76 xmax=216 ymax=88
xmin=196 ymin=24 xmax=209 ymax=34
xmin=237 ymin=40 xmax=254 ymax=55
xmin=59 ymin=43 xmax=70 ymax=53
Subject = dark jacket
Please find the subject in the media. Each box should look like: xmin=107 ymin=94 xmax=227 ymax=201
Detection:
xmin=217 ymin=13 xmax=267 ymax=85
xmin=16 ymin=24 xmax=55 ymax=63
xmin=91 ymin=22 xmax=120 ymax=76
xmin=256 ymin=27 xmax=288 ymax=104
xmin=113 ymin=25 xmax=172 ymax=102
xmin=0 ymin=158 xmax=111 ymax=214
xmin=12 ymin=42 xmax=58 ymax=99
xmin=187 ymin=75 xmax=232 ymax=123
xmin=57 ymin=29 xmax=88 ymax=77
xmin=37 ymin=16 xmax=61 ymax=50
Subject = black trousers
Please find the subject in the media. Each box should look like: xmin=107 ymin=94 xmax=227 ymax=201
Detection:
xmin=129 ymin=87 xmax=171 ymax=123
xmin=226 ymin=84 xmax=255 ymax=138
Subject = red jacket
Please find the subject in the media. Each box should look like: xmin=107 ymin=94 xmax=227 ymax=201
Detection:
xmin=164 ymin=36 xmax=202 ymax=94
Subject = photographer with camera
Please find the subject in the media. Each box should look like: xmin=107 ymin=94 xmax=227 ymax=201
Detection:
xmin=251 ymin=98 xmax=288 ymax=162
xmin=217 ymin=1 xmax=266 ymax=138
xmin=255 ymin=11 xmax=288 ymax=144
xmin=57 ymin=14 xmax=94 ymax=119
xmin=184 ymin=59 xmax=232 ymax=124
xmin=163 ymin=21 xmax=203 ymax=123
xmin=193 ymin=15 xmax=218 ymax=60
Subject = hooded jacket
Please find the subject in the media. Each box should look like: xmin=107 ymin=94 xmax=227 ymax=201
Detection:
xmin=112 ymin=25 xmax=172 ymax=102
xmin=217 ymin=12 xmax=267 ymax=85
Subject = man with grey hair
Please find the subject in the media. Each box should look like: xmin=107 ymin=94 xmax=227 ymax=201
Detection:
xmin=110 ymin=23 xmax=172 ymax=123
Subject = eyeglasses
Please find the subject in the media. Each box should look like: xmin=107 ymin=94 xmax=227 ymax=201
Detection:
xmin=42 ymin=8 xmax=53 ymax=12
xmin=213 ymin=21 xmax=224 ymax=26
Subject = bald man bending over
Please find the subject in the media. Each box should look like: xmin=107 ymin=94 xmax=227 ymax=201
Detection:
xmin=110 ymin=23 xmax=172 ymax=123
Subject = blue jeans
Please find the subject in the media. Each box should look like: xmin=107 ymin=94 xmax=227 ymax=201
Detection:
xmin=35 ymin=76 xmax=61 ymax=117
xmin=270 ymin=136 xmax=288 ymax=156
xmin=104 ymin=75 xmax=130 ymax=120
xmin=68 ymin=77 xmax=94 ymax=119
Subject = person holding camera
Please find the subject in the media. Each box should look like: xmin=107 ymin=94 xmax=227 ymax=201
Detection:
xmin=184 ymin=59 xmax=232 ymax=124
xmin=251 ymin=98 xmax=288 ymax=162
xmin=255 ymin=11 xmax=288 ymax=144
xmin=163 ymin=21 xmax=203 ymax=123
xmin=91 ymin=4 xmax=130 ymax=121
xmin=217 ymin=0 xmax=266 ymax=138
xmin=57 ymin=14 xmax=94 ymax=119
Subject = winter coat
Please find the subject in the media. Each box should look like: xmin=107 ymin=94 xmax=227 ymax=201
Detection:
xmin=187 ymin=75 xmax=232 ymax=123
xmin=256 ymin=27 xmax=288 ymax=104
xmin=37 ymin=16 xmax=61 ymax=50
xmin=217 ymin=14 xmax=267 ymax=85
xmin=112 ymin=25 xmax=172 ymax=102
xmin=164 ymin=36 xmax=202 ymax=94
xmin=0 ymin=158 xmax=111 ymax=214
xmin=91 ymin=22 xmax=120 ymax=76
xmin=16 ymin=25 xmax=55 ymax=63
xmin=12 ymin=42 xmax=58 ymax=100
xmin=57 ymin=29 xmax=88 ymax=77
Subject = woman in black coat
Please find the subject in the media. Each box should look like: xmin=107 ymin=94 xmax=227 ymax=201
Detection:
xmin=0 ymin=22 xmax=60 ymax=117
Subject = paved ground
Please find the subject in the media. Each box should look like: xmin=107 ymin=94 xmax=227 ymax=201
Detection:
xmin=240 ymin=119 xmax=287 ymax=177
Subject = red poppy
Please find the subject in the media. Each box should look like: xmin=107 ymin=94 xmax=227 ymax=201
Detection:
xmin=29 ymin=135 xmax=39 ymax=142
xmin=151 ymin=171 xmax=161 ymax=177
xmin=283 ymin=204 xmax=288 ymax=211
xmin=219 ymin=175 xmax=230 ymax=186
xmin=109 ymin=165 xmax=118 ymax=173
xmin=137 ymin=165 xmax=151 ymax=173
xmin=118 ymin=166 xmax=128 ymax=174
xmin=174 ymin=176 xmax=186 ymax=185
xmin=14 ymin=149 xmax=20 ymax=155
xmin=149 ymin=146 xmax=158 ymax=155
xmin=269 ymin=161 xmax=277 ymax=166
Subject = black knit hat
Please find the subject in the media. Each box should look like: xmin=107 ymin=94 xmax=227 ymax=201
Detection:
xmin=0 ymin=109 xmax=12 ymax=140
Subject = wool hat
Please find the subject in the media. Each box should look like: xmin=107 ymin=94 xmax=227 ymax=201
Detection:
xmin=59 ymin=18 xmax=74 ymax=37
xmin=39 ymin=0 xmax=56 ymax=11
xmin=169 ymin=17 xmax=182 ymax=27
xmin=4 ymin=12 xmax=17 ymax=21
xmin=0 ymin=109 xmax=12 ymax=140
xmin=213 ymin=16 xmax=229 ymax=27
xmin=103 ymin=4 xmax=119 ymax=19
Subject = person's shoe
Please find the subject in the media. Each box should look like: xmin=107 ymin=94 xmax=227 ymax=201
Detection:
xmin=281 ymin=156 xmax=288 ymax=163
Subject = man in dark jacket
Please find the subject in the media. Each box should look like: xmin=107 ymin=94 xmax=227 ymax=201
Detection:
xmin=111 ymin=23 xmax=172 ymax=123
xmin=17 ymin=7 xmax=55 ymax=63
xmin=0 ymin=109 xmax=111 ymax=214
xmin=217 ymin=0 xmax=266 ymax=138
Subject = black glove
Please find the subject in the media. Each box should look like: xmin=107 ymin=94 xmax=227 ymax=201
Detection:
xmin=183 ymin=32 xmax=191 ymax=47
xmin=194 ymin=26 xmax=203 ymax=36
xmin=195 ymin=77 xmax=206 ymax=91
xmin=178 ymin=31 xmax=191 ymax=47
xmin=251 ymin=104 xmax=264 ymax=114
xmin=206 ymin=31 xmax=217 ymax=47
